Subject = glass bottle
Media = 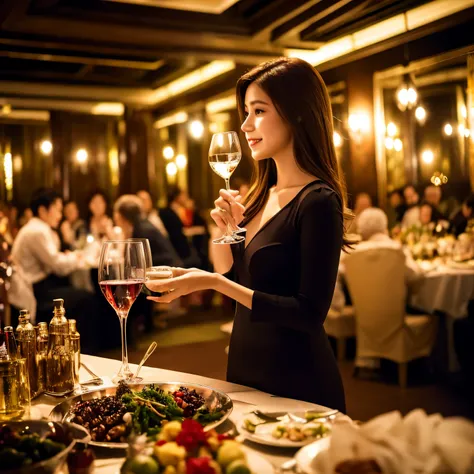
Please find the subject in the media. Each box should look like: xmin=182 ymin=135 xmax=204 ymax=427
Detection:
xmin=15 ymin=311 xmax=27 ymax=339
xmin=46 ymin=299 xmax=74 ymax=396
xmin=0 ymin=327 xmax=30 ymax=421
xmin=36 ymin=322 xmax=49 ymax=394
xmin=68 ymin=319 xmax=80 ymax=386
xmin=17 ymin=310 xmax=40 ymax=398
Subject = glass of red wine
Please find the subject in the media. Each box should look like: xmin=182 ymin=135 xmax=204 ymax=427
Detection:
xmin=98 ymin=240 xmax=146 ymax=383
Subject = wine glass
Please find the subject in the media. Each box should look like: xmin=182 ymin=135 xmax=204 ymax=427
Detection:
xmin=98 ymin=240 xmax=146 ymax=383
xmin=127 ymin=238 xmax=153 ymax=273
xmin=208 ymin=131 xmax=245 ymax=244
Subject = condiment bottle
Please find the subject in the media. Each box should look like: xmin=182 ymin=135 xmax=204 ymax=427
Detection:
xmin=46 ymin=299 xmax=74 ymax=396
xmin=68 ymin=319 xmax=80 ymax=386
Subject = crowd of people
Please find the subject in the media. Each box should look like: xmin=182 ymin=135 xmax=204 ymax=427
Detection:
xmin=0 ymin=186 xmax=215 ymax=351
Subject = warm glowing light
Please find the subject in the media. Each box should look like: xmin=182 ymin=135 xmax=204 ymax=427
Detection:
xmin=348 ymin=113 xmax=370 ymax=133
xmin=333 ymin=131 xmax=342 ymax=148
xmin=464 ymin=129 xmax=471 ymax=138
xmin=415 ymin=106 xmax=426 ymax=122
xmin=421 ymin=149 xmax=434 ymax=164
xmin=394 ymin=138 xmax=403 ymax=152
xmin=458 ymin=124 xmax=465 ymax=136
xmin=166 ymin=162 xmax=178 ymax=176
xmin=40 ymin=140 xmax=52 ymax=155
xmin=396 ymin=81 xmax=417 ymax=111
xmin=431 ymin=172 xmax=448 ymax=186
xmin=13 ymin=155 xmax=22 ymax=173
xmin=76 ymin=149 xmax=88 ymax=164
xmin=91 ymin=102 xmax=124 ymax=116
xmin=209 ymin=122 xmax=219 ymax=133
xmin=154 ymin=111 xmax=188 ymax=129
xmin=443 ymin=123 xmax=453 ymax=136
xmin=86 ymin=234 xmax=94 ymax=244
xmin=206 ymin=95 xmax=236 ymax=114
xmin=175 ymin=154 xmax=187 ymax=169
xmin=385 ymin=137 xmax=394 ymax=150
xmin=163 ymin=146 xmax=175 ymax=160
xmin=4 ymin=152 xmax=13 ymax=199
xmin=461 ymin=105 xmax=467 ymax=119
xmin=189 ymin=120 xmax=204 ymax=139
xmin=386 ymin=122 xmax=397 ymax=137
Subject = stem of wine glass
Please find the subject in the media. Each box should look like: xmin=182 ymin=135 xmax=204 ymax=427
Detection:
xmin=118 ymin=310 xmax=132 ymax=379
xmin=224 ymin=178 xmax=231 ymax=191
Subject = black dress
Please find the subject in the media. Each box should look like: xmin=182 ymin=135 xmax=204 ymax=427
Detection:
xmin=227 ymin=180 xmax=346 ymax=413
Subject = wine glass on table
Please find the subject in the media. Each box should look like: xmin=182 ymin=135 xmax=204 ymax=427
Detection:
xmin=208 ymin=131 xmax=245 ymax=244
xmin=98 ymin=240 xmax=146 ymax=383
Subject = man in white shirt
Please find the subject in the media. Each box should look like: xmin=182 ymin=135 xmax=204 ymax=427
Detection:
xmin=11 ymin=188 xmax=99 ymax=350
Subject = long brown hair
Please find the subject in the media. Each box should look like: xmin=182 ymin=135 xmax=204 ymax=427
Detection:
xmin=236 ymin=57 xmax=353 ymax=248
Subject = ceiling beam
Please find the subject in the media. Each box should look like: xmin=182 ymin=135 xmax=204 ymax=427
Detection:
xmin=271 ymin=0 xmax=362 ymax=42
xmin=0 ymin=49 xmax=167 ymax=70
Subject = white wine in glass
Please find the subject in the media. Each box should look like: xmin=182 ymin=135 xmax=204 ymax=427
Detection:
xmin=209 ymin=131 xmax=245 ymax=245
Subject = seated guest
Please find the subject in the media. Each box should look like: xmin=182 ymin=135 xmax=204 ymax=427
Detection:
xmin=137 ymin=190 xmax=169 ymax=238
xmin=419 ymin=201 xmax=446 ymax=228
xmin=450 ymin=194 xmax=474 ymax=237
xmin=387 ymin=189 xmax=406 ymax=230
xmin=424 ymin=184 xmax=458 ymax=219
xmin=113 ymin=194 xmax=181 ymax=332
xmin=10 ymin=188 xmax=98 ymax=351
xmin=113 ymin=195 xmax=180 ymax=267
xmin=159 ymin=187 xmax=200 ymax=268
xmin=60 ymin=200 xmax=87 ymax=250
xmin=341 ymin=207 xmax=421 ymax=287
xmin=401 ymin=185 xmax=420 ymax=228
xmin=346 ymin=192 xmax=372 ymax=234
xmin=86 ymin=190 xmax=114 ymax=240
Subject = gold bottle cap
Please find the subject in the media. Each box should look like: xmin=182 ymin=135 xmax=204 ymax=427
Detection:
xmin=19 ymin=309 xmax=30 ymax=316
xmin=38 ymin=322 xmax=48 ymax=330
xmin=68 ymin=319 xmax=77 ymax=331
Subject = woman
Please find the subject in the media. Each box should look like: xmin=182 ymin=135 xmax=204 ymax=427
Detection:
xmin=147 ymin=58 xmax=350 ymax=412
xmin=60 ymin=200 xmax=87 ymax=249
xmin=86 ymin=190 xmax=113 ymax=240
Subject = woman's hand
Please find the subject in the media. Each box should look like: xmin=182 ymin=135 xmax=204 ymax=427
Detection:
xmin=146 ymin=267 xmax=216 ymax=303
xmin=210 ymin=189 xmax=245 ymax=232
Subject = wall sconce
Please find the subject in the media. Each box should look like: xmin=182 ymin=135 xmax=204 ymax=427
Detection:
xmin=348 ymin=113 xmax=370 ymax=142
xmin=386 ymin=122 xmax=397 ymax=137
xmin=163 ymin=146 xmax=175 ymax=160
xmin=75 ymin=148 xmax=88 ymax=164
xmin=421 ymin=149 xmax=434 ymax=164
xmin=189 ymin=120 xmax=204 ymax=139
xmin=393 ymin=138 xmax=403 ymax=152
xmin=175 ymin=154 xmax=187 ymax=170
xmin=166 ymin=162 xmax=178 ymax=179
xmin=415 ymin=106 xmax=427 ymax=125
xmin=443 ymin=123 xmax=453 ymax=136
xmin=40 ymin=140 xmax=53 ymax=156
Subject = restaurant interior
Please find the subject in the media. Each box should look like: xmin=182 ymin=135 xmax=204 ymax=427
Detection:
xmin=1 ymin=1 xmax=474 ymax=473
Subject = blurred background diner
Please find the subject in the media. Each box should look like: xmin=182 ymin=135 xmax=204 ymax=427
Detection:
xmin=1 ymin=0 xmax=474 ymax=425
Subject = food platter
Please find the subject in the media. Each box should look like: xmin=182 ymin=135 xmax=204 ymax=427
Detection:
xmin=295 ymin=437 xmax=330 ymax=474
xmin=49 ymin=382 xmax=233 ymax=450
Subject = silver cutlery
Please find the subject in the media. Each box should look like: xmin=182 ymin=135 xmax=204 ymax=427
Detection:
xmin=133 ymin=341 xmax=158 ymax=380
xmin=80 ymin=362 xmax=104 ymax=385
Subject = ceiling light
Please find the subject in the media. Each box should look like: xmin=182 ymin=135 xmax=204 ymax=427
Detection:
xmin=154 ymin=111 xmax=188 ymax=129
xmin=396 ymin=75 xmax=418 ymax=111
xmin=421 ymin=149 xmax=434 ymax=164
xmin=206 ymin=95 xmax=236 ymax=115
xmin=40 ymin=140 xmax=53 ymax=155
xmin=163 ymin=146 xmax=175 ymax=160
xmin=91 ymin=102 xmax=124 ymax=116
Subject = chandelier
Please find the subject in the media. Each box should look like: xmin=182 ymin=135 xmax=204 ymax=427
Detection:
xmin=396 ymin=74 xmax=418 ymax=111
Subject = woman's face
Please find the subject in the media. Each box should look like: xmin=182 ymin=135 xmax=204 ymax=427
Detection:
xmin=241 ymin=82 xmax=293 ymax=161
xmin=89 ymin=194 xmax=106 ymax=217
xmin=64 ymin=202 xmax=79 ymax=222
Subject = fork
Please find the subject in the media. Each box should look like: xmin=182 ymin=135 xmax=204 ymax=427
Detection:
xmin=80 ymin=362 xmax=104 ymax=385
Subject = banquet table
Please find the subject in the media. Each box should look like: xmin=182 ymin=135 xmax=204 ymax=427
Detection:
xmin=409 ymin=262 xmax=474 ymax=372
xmin=31 ymin=354 xmax=332 ymax=473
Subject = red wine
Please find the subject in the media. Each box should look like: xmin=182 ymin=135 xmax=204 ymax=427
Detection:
xmin=99 ymin=280 xmax=143 ymax=314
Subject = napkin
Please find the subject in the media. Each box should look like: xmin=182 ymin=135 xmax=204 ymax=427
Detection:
xmin=312 ymin=409 xmax=474 ymax=473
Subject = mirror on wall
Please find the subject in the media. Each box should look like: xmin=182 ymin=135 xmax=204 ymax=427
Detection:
xmin=374 ymin=49 xmax=472 ymax=207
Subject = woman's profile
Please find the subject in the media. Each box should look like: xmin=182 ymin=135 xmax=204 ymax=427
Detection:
xmin=147 ymin=57 xmax=351 ymax=412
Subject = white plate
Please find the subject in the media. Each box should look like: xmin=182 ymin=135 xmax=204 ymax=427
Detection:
xmin=93 ymin=447 xmax=275 ymax=474
xmin=238 ymin=412 xmax=330 ymax=448
xmin=295 ymin=437 xmax=330 ymax=474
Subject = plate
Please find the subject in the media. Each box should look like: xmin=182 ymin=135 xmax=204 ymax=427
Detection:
xmin=49 ymin=381 xmax=233 ymax=450
xmin=238 ymin=411 xmax=331 ymax=448
xmin=295 ymin=437 xmax=330 ymax=474
xmin=93 ymin=447 xmax=275 ymax=473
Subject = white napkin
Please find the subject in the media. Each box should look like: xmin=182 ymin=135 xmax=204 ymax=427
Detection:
xmin=313 ymin=409 xmax=474 ymax=474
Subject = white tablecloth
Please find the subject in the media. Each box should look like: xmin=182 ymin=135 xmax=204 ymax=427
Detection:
xmin=32 ymin=354 xmax=332 ymax=472
xmin=409 ymin=264 xmax=474 ymax=372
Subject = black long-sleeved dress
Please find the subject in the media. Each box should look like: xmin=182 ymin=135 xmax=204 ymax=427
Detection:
xmin=227 ymin=180 xmax=346 ymax=412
